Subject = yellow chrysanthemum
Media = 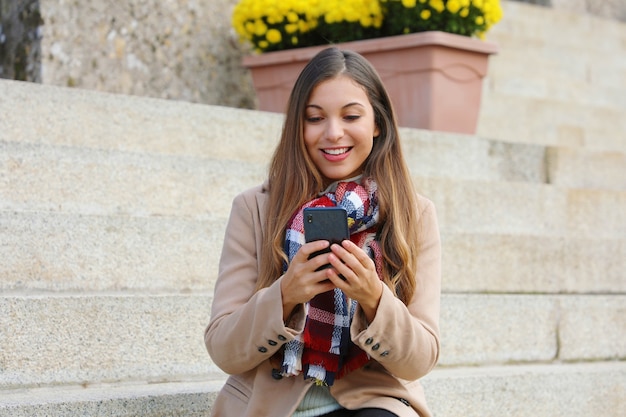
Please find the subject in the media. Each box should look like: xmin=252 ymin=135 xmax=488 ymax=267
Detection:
xmin=429 ymin=0 xmax=444 ymax=13
xmin=253 ymin=20 xmax=267 ymax=36
xmin=287 ymin=12 xmax=299 ymax=23
xmin=285 ymin=23 xmax=298 ymax=34
xmin=266 ymin=28 xmax=282 ymax=43
xmin=232 ymin=0 xmax=503 ymax=52
xmin=446 ymin=0 xmax=461 ymax=14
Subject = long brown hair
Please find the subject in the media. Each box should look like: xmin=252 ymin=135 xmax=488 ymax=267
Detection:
xmin=257 ymin=47 xmax=420 ymax=304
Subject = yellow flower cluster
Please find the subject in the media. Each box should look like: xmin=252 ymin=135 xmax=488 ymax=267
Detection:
xmin=233 ymin=0 xmax=502 ymax=52
xmin=382 ymin=0 xmax=503 ymax=39
xmin=322 ymin=0 xmax=384 ymax=29
xmin=232 ymin=0 xmax=320 ymax=52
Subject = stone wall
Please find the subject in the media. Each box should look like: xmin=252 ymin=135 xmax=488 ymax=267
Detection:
xmin=0 ymin=0 xmax=42 ymax=82
xmin=551 ymin=0 xmax=626 ymax=21
xmin=39 ymin=0 xmax=256 ymax=109
xmin=4 ymin=0 xmax=626 ymax=110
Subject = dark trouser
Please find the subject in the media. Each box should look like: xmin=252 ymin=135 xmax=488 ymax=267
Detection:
xmin=320 ymin=408 xmax=398 ymax=417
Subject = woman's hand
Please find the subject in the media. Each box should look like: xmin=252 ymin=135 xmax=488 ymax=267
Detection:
xmin=280 ymin=240 xmax=337 ymax=321
xmin=327 ymin=240 xmax=383 ymax=323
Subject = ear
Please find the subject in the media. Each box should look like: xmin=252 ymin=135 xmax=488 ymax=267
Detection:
xmin=374 ymin=124 xmax=380 ymax=138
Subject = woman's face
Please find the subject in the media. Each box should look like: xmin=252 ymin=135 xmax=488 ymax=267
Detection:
xmin=303 ymin=75 xmax=380 ymax=185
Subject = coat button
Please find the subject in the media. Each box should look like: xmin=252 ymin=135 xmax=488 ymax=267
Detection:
xmin=271 ymin=369 xmax=283 ymax=380
xmin=365 ymin=337 xmax=374 ymax=345
xmin=278 ymin=335 xmax=287 ymax=341
xmin=372 ymin=343 xmax=380 ymax=351
xmin=381 ymin=350 xmax=390 ymax=357
xmin=258 ymin=346 xmax=268 ymax=353
xmin=268 ymin=339 xmax=278 ymax=346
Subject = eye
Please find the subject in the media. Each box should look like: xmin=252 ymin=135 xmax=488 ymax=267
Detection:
xmin=305 ymin=115 xmax=323 ymax=123
xmin=344 ymin=114 xmax=361 ymax=121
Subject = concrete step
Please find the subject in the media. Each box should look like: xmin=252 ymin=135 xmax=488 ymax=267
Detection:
xmin=423 ymin=361 xmax=626 ymax=417
xmin=439 ymin=294 xmax=626 ymax=366
xmin=3 ymin=210 xmax=623 ymax=294
xmin=0 ymin=379 xmax=225 ymax=417
xmin=2 ymin=144 xmax=625 ymax=242
xmin=0 ymin=212 xmax=224 ymax=293
xmin=0 ymin=140 xmax=268 ymax=218
xmin=401 ymin=130 xmax=626 ymax=190
xmin=3 ymin=138 xmax=625 ymax=218
xmin=3 ymin=210 xmax=623 ymax=296
xmin=415 ymin=178 xmax=626 ymax=239
xmin=1 ymin=362 xmax=623 ymax=417
xmin=477 ymin=93 xmax=626 ymax=152
xmin=0 ymin=294 xmax=215 ymax=388
xmin=0 ymin=79 xmax=283 ymax=162
xmin=3 ymin=79 xmax=626 ymax=189
xmin=1 ymin=293 xmax=623 ymax=388
xmin=442 ymin=233 xmax=626 ymax=294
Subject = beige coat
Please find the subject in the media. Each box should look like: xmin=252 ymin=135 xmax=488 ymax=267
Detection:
xmin=205 ymin=182 xmax=441 ymax=417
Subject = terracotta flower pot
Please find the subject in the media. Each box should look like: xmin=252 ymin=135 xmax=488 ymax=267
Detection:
xmin=242 ymin=31 xmax=498 ymax=134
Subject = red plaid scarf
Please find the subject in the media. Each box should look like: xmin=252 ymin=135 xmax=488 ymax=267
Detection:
xmin=280 ymin=178 xmax=382 ymax=386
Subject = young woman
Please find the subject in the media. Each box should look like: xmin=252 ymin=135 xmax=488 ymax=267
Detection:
xmin=205 ymin=47 xmax=441 ymax=417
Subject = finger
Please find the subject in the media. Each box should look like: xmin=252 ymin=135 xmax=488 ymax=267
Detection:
xmin=300 ymin=240 xmax=330 ymax=257
xmin=296 ymin=241 xmax=331 ymax=268
xmin=325 ymin=267 xmax=349 ymax=287
xmin=340 ymin=240 xmax=376 ymax=268
xmin=327 ymin=250 xmax=357 ymax=283
xmin=330 ymin=242 xmax=372 ymax=276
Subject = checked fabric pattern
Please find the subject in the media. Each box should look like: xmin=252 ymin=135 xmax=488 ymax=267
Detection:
xmin=280 ymin=178 xmax=382 ymax=386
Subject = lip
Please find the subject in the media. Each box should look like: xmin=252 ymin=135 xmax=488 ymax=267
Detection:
xmin=321 ymin=147 xmax=352 ymax=162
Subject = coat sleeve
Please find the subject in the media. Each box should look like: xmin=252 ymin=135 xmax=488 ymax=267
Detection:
xmin=350 ymin=196 xmax=441 ymax=380
xmin=204 ymin=188 xmax=304 ymax=375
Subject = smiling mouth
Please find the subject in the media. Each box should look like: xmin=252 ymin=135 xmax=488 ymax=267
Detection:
xmin=322 ymin=147 xmax=351 ymax=155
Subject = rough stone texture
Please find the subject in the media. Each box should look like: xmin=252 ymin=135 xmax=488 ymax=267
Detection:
xmin=0 ymin=294 xmax=219 ymax=387
xmin=512 ymin=0 xmax=626 ymax=22
xmin=0 ymin=363 xmax=624 ymax=417
xmin=422 ymin=362 xmax=626 ymax=417
xmin=4 ymin=293 xmax=620 ymax=387
xmin=552 ymin=0 xmax=626 ymax=22
xmin=0 ymin=211 xmax=227 ymax=292
xmin=0 ymin=0 xmax=42 ymax=81
xmin=39 ymin=0 xmax=255 ymax=108
xmin=441 ymin=234 xmax=626 ymax=294
xmin=20 ymin=0 xmax=625 ymax=110
xmin=0 ymin=380 xmax=224 ymax=417
xmin=559 ymin=295 xmax=626 ymax=361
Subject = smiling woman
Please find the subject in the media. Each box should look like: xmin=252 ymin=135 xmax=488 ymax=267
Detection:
xmin=303 ymin=76 xmax=379 ymax=185
xmin=205 ymin=47 xmax=441 ymax=417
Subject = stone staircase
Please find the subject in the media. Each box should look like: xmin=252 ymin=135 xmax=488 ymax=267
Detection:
xmin=1 ymin=1 xmax=625 ymax=416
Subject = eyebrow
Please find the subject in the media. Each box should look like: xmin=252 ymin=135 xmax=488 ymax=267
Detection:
xmin=305 ymin=102 xmax=367 ymax=110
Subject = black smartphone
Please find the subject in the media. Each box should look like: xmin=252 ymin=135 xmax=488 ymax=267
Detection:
xmin=303 ymin=207 xmax=350 ymax=271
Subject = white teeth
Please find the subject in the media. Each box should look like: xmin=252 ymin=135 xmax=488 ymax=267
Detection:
xmin=324 ymin=148 xmax=349 ymax=155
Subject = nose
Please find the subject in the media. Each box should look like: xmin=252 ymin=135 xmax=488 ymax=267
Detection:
xmin=325 ymin=118 xmax=344 ymax=142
